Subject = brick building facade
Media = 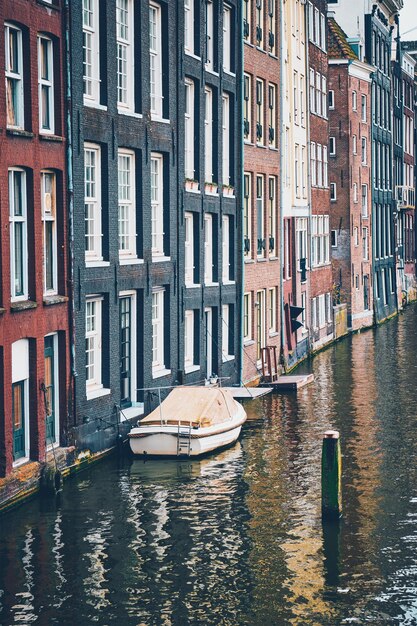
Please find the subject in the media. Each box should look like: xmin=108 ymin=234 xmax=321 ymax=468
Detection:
xmin=242 ymin=0 xmax=280 ymax=383
xmin=0 ymin=0 xmax=70 ymax=476
xmin=328 ymin=18 xmax=374 ymax=331
xmin=308 ymin=0 xmax=334 ymax=350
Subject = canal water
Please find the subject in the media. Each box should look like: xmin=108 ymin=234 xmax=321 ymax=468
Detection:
xmin=2 ymin=308 xmax=417 ymax=625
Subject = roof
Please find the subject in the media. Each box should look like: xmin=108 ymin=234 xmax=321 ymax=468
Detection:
xmin=327 ymin=18 xmax=358 ymax=61
xmin=140 ymin=386 xmax=242 ymax=427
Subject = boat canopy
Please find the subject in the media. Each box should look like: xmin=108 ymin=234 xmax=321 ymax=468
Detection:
xmin=140 ymin=387 xmax=239 ymax=427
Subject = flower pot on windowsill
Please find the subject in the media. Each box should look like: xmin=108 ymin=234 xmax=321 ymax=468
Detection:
xmin=205 ymin=181 xmax=218 ymax=195
xmin=222 ymin=185 xmax=235 ymax=198
xmin=185 ymin=179 xmax=200 ymax=192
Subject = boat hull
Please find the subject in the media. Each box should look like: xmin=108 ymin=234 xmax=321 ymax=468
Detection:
xmin=129 ymin=423 xmax=243 ymax=457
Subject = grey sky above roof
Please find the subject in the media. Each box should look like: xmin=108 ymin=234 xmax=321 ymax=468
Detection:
xmin=401 ymin=0 xmax=417 ymax=40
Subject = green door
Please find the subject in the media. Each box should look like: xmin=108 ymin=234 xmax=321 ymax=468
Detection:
xmin=12 ymin=381 xmax=25 ymax=460
xmin=44 ymin=336 xmax=55 ymax=444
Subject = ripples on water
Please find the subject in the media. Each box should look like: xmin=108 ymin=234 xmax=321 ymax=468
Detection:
xmin=2 ymin=308 xmax=417 ymax=625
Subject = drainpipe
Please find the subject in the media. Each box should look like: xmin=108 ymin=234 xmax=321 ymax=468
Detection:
xmin=239 ymin=2 xmax=244 ymax=386
xmin=64 ymin=0 xmax=77 ymax=429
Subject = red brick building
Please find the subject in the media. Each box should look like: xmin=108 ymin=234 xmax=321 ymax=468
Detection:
xmin=328 ymin=18 xmax=374 ymax=330
xmin=308 ymin=0 xmax=333 ymax=349
xmin=0 ymin=0 xmax=70 ymax=477
xmin=243 ymin=0 xmax=281 ymax=383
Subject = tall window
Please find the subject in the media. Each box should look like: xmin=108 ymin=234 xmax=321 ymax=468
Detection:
xmin=268 ymin=177 xmax=276 ymax=257
xmin=204 ymin=87 xmax=213 ymax=182
xmin=185 ymin=212 xmax=195 ymax=286
xmin=311 ymin=215 xmax=330 ymax=266
xmin=268 ymin=287 xmax=277 ymax=333
xmin=243 ymin=74 xmax=251 ymax=141
xmin=184 ymin=0 xmax=195 ymax=55
xmin=184 ymin=310 xmax=196 ymax=370
xmin=256 ymin=175 xmax=265 ymax=257
xmin=243 ymin=173 xmax=251 ymax=257
xmin=362 ymin=184 xmax=368 ymax=218
xmin=12 ymin=340 xmax=30 ymax=463
xmin=41 ymin=172 xmax=57 ymax=295
xmin=204 ymin=213 xmax=214 ymax=284
xmin=5 ymin=24 xmax=24 ymax=128
xmin=222 ymin=304 xmax=234 ymax=360
xmin=256 ymin=79 xmax=264 ymax=144
xmin=185 ymin=79 xmax=195 ymax=180
xmin=296 ymin=217 xmax=308 ymax=269
xmin=243 ymin=0 xmax=251 ymax=42
xmin=205 ymin=0 xmax=214 ymax=70
xmin=223 ymin=5 xmax=232 ymax=72
xmin=268 ymin=84 xmax=276 ymax=147
xmin=9 ymin=169 xmax=27 ymax=301
xmin=222 ymin=215 xmax=230 ymax=282
xmin=118 ymin=150 xmax=136 ymax=258
xmin=150 ymin=2 xmax=163 ymax=117
xmin=38 ymin=37 xmax=54 ymax=133
xmin=120 ymin=293 xmax=136 ymax=407
xmin=151 ymin=153 xmax=164 ymax=256
xmin=86 ymin=298 xmax=103 ymax=390
xmin=222 ymin=93 xmax=230 ymax=186
xmin=152 ymin=288 xmax=165 ymax=373
xmin=83 ymin=0 xmax=100 ymax=103
xmin=84 ymin=144 xmax=102 ymax=261
xmin=117 ymin=0 xmax=134 ymax=111
xmin=268 ymin=0 xmax=276 ymax=54
xmin=255 ymin=0 xmax=263 ymax=46
xmin=311 ymin=142 xmax=317 ymax=187
xmin=243 ymin=293 xmax=252 ymax=341
xmin=361 ymin=94 xmax=367 ymax=122
xmin=361 ymin=137 xmax=367 ymax=164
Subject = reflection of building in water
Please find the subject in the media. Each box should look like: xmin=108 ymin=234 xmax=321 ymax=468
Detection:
xmin=124 ymin=445 xmax=252 ymax=625
xmin=83 ymin=511 xmax=113 ymax=610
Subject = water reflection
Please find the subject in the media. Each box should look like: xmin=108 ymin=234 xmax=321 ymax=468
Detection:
xmin=2 ymin=309 xmax=417 ymax=624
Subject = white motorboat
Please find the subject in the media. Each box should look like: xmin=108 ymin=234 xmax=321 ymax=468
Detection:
xmin=128 ymin=386 xmax=247 ymax=457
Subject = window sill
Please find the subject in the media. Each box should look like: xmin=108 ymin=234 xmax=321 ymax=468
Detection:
xmin=204 ymin=282 xmax=219 ymax=287
xmin=152 ymin=255 xmax=171 ymax=263
xmin=6 ymin=128 xmax=34 ymax=139
xmin=185 ymin=364 xmax=200 ymax=374
xmin=257 ymin=257 xmax=267 ymax=262
xmin=222 ymin=355 xmax=235 ymax=363
xmin=0 ymin=308 xmax=5 ymax=315
xmin=185 ymin=283 xmax=201 ymax=289
xmin=84 ymin=100 xmax=107 ymax=111
xmin=222 ymin=280 xmax=235 ymax=286
xmin=85 ymin=259 xmax=110 ymax=268
xmin=269 ymin=256 xmax=279 ymax=261
xmin=118 ymin=108 xmax=142 ymax=119
xmin=269 ymin=331 xmax=279 ymax=338
xmin=150 ymin=115 xmax=170 ymax=124
xmin=244 ymin=339 xmax=255 ymax=347
xmin=39 ymin=132 xmax=63 ymax=142
xmin=205 ymin=67 xmax=219 ymax=77
xmin=13 ymin=456 xmax=30 ymax=469
xmin=244 ymin=258 xmax=255 ymax=264
xmin=223 ymin=69 xmax=236 ymax=78
xmin=37 ymin=0 xmax=61 ymax=10
xmin=185 ymin=51 xmax=201 ymax=61
xmin=152 ymin=367 xmax=172 ymax=380
xmin=43 ymin=294 xmax=69 ymax=306
xmin=119 ymin=404 xmax=144 ymax=421
xmin=86 ymin=386 xmax=111 ymax=401
xmin=119 ymin=257 xmax=144 ymax=266
xmin=256 ymin=143 xmax=267 ymax=149
xmin=11 ymin=300 xmax=37 ymax=312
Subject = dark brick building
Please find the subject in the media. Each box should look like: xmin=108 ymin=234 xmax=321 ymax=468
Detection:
xmin=242 ymin=0 xmax=281 ymax=383
xmin=69 ymin=0 xmax=242 ymax=450
xmin=0 ymin=0 xmax=70 ymax=476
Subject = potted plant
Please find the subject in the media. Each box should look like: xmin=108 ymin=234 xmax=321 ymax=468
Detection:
xmin=185 ymin=178 xmax=199 ymax=192
xmin=205 ymin=181 xmax=218 ymax=194
xmin=222 ymin=184 xmax=235 ymax=197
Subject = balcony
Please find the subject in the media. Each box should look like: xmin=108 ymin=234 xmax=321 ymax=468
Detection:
xmin=395 ymin=186 xmax=415 ymax=210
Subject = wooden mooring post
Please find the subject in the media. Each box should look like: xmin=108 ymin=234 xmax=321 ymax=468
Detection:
xmin=321 ymin=430 xmax=342 ymax=520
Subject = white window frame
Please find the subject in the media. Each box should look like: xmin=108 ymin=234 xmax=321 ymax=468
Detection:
xmin=84 ymin=143 xmax=102 ymax=262
xmin=221 ymin=304 xmax=234 ymax=361
xmin=311 ymin=142 xmax=317 ymax=187
xmin=5 ymin=23 xmax=24 ymax=129
xmin=328 ymin=89 xmax=334 ymax=110
xmin=362 ymin=184 xmax=368 ymax=218
xmin=41 ymin=171 xmax=58 ymax=296
xmin=83 ymin=0 xmax=100 ymax=104
xmin=85 ymin=297 xmax=103 ymax=393
xmin=243 ymin=173 xmax=252 ymax=257
xmin=204 ymin=86 xmax=213 ymax=182
xmin=323 ymin=146 xmax=328 ymax=188
xmin=184 ymin=309 xmax=197 ymax=371
xmin=184 ymin=0 xmax=195 ymax=56
xmin=256 ymin=79 xmax=264 ymax=145
xmin=268 ymin=287 xmax=277 ymax=334
xmin=243 ymin=73 xmax=251 ymax=142
xmin=329 ymin=137 xmax=336 ymax=156
xmin=38 ymin=36 xmax=55 ymax=134
xmin=353 ymin=134 xmax=357 ymax=155
xmin=185 ymin=78 xmax=195 ymax=180
xmin=256 ymin=175 xmax=265 ymax=257
xmin=353 ymin=182 xmax=358 ymax=203
xmin=222 ymin=214 xmax=231 ymax=283
xmin=206 ymin=0 xmax=214 ymax=71
xmin=223 ymin=4 xmax=232 ymax=73
xmin=352 ymin=90 xmax=357 ymax=111
xmin=269 ymin=83 xmax=276 ymax=148
xmin=151 ymin=153 xmax=165 ymax=257
xmin=243 ymin=292 xmax=252 ymax=342
xmin=152 ymin=288 xmax=166 ymax=374
xmin=116 ymin=0 xmax=135 ymax=112
xmin=268 ymin=176 xmax=276 ymax=257
xmin=204 ymin=213 xmax=214 ymax=284
xmin=119 ymin=290 xmax=137 ymax=409
xmin=12 ymin=339 xmax=30 ymax=466
xmin=222 ymin=92 xmax=230 ymax=186
xmin=9 ymin=168 xmax=28 ymax=302
xmin=149 ymin=2 xmax=163 ymax=118
xmin=361 ymin=94 xmax=367 ymax=122
xmin=361 ymin=137 xmax=367 ymax=165
xmin=330 ymin=182 xmax=337 ymax=201
xmin=185 ymin=212 xmax=195 ymax=286
xmin=118 ymin=149 xmax=137 ymax=259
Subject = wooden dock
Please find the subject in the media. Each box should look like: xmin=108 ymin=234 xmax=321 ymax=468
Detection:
xmin=223 ymin=387 xmax=273 ymax=400
xmin=261 ymin=374 xmax=314 ymax=391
